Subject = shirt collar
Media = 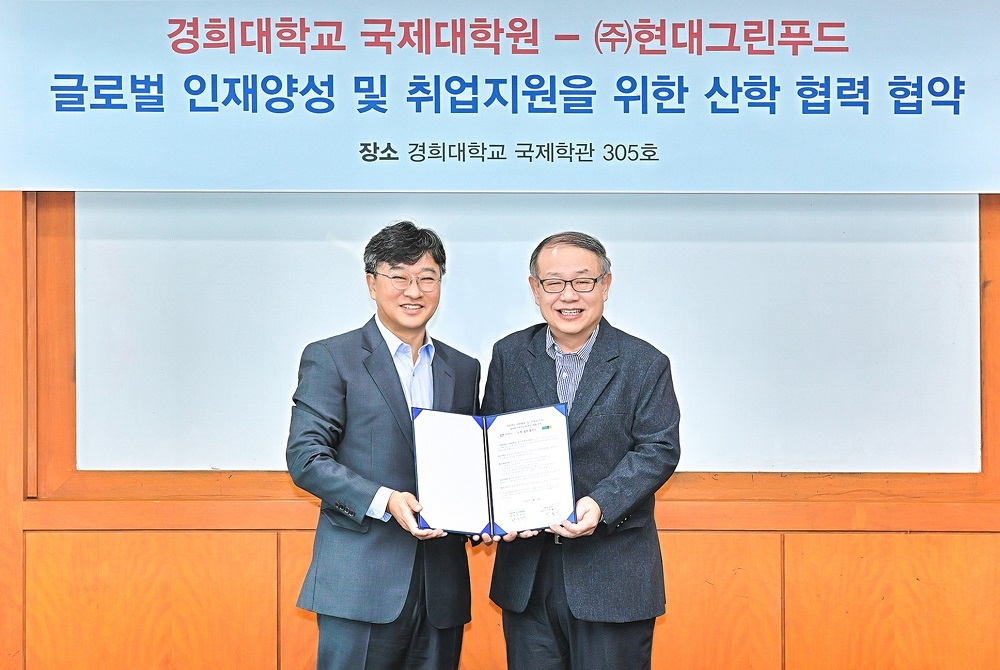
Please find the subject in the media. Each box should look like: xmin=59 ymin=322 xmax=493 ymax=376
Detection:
xmin=374 ymin=313 xmax=435 ymax=362
xmin=545 ymin=324 xmax=599 ymax=362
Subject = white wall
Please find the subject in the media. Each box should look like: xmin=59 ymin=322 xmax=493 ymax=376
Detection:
xmin=76 ymin=192 xmax=981 ymax=472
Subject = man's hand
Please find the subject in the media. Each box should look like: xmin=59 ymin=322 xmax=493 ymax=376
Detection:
xmin=548 ymin=496 xmax=602 ymax=539
xmin=480 ymin=497 xmax=603 ymax=544
xmin=476 ymin=528 xmax=540 ymax=546
xmin=387 ymin=491 xmax=446 ymax=539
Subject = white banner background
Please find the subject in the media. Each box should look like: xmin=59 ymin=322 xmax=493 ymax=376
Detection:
xmin=2 ymin=1 xmax=998 ymax=191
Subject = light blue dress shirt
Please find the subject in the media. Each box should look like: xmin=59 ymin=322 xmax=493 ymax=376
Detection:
xmin=366 ymin=313 xmax=436 ymax=521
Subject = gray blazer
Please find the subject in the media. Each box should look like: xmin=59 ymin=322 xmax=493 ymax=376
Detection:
xmin=482 ymin=318 xmax=680 ymax=623
xmin=287 ymin=317 xmax=481 ymax=627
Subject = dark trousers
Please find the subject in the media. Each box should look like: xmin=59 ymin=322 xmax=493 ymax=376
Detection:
xmin=503 ymin=540 xmax=655 ymax=670
xmin=316 ymin=545 xmax=464 ymax=670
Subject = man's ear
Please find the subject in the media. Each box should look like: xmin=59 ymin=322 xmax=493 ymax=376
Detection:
xmin=366 ymin=272 xmax=377 ymax=300
xmin=528 ymin=275 xmax=542 ymax=306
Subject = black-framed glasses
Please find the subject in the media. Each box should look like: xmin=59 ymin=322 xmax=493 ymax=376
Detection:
xmin=535 ymin=275 xmax=606 ymax=294
xmin=372 ymin=271 xmax=441 ymax=292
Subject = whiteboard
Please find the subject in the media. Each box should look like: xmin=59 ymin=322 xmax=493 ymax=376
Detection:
xmin=75 ymin=192 xmax=981 ymax=472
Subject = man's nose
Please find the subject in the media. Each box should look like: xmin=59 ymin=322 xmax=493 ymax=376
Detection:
xmin=558 ymin=283 xmax=580 ymax=299
xmin=403 ymin=277 xmax=423 ymax=297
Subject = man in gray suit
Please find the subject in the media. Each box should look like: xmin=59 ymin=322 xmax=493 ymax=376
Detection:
xmin=286 ymin=221 xmax=480 ymax=670
xmin=481 ymin=231 xmax=680 ymax=670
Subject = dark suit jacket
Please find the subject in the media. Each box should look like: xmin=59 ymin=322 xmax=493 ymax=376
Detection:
xmin=482 ymin=318 xmax=680 ymax=623
xmin=286 ymin=317 xmax=480 ymax=627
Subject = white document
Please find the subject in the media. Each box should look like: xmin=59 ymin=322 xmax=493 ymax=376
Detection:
xmin=412 ymin=404 xmax=575 ymax=536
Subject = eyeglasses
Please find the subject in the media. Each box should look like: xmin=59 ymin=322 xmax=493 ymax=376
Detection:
xmin=372 ymin=271 xmax=441 ymax=292
xmin=535 ymin=275 xmax=606 ymax=294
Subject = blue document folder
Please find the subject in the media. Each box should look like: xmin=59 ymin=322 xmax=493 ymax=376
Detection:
xmin=412 ymin=403 xmax=576 ymax=536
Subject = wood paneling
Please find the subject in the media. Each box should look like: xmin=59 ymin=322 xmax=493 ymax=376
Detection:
xmin=4 ymin=192 xmax=999 ymax=670
xmin=277 ymin=530 xmax=507 ymax=670
xmin=656 ymin=532 xmax=782 ymax=670
xmin=0 ymin=191 xmax=27 ymax=670
xmin=24 ymin=192 xmax=37 ymax=499
xmin=276 ymin=530 xmax=782 ymax=670
xmin=461 ymin=543 xmax=505 ymax=669
xmin=34 ymin=192 xmax=75 ymax=497
xmin=23 ymin=499 xmax=320 ymax=531
xmin=653 ymin=500 xmax=1000 ymax=532
xmin=25 ymin=531 xmax=278 ymax=670
xmin=785 ymin=533 xmax=1000 ymax=670
xmin=278 ymin=531 xmax=316 ymax=670
xmin=982 ymin=194 xmax=1000 ymax=478
xmin=17 ymin=498 xmax=1000 ymax=533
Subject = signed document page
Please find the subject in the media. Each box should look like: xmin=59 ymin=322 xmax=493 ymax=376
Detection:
xmin=412 ymin=404 xmax=575 ymax=536
xmin=485 ymin=405 xmax=575 ymax=535
xmin=412 ymin=409 xmax=491 ymax=535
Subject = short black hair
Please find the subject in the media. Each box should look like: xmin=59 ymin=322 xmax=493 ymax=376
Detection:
xmin=529 ymin=231 xmax=611 ymax=277
xmin=363 ymin=221 xmax=447 ymax=276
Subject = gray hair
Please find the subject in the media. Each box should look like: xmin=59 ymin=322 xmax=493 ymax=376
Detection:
xmin=529 ymin=231 xmax=611 ymax=277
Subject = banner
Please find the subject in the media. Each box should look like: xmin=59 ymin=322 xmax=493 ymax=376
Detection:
xmin=1 ymin=1 xmax=997 ymax=191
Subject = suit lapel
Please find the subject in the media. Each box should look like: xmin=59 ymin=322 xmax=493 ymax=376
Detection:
xmin=432 ymin=346 xmax=456 ymax=412
xmin=360 ymin=318 xmax=413 ymax=444
xmin=567 ymin=320 xmax=619 ymax=438
xmin=526 ymin=326 xmax=559 ymax=407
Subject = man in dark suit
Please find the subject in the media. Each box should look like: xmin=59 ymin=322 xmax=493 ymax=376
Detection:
xmin=286 ymin=221 xmax=480 ymax=670
xmin=481 ymin=231 xmax=681 ymax=670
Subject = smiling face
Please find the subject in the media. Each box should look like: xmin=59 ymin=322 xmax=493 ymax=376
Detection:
xmin=529 ymin=243 xmax=611 ymax=353
xmin=366 ymin=251 xmax=442 ymax=349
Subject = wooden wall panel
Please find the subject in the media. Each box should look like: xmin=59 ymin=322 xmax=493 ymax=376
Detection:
xmin=278 ymin=531 xmax=506 ymax=670
xmin=26 ymin=532 xmax=279 ymax=670
xmin=785 ymin=533 xmax=1000 ymax=670
xmin=461 ymin=544 xmax=505 ymax=669
xmin=278 ymin=531 xmax=317 ymax=670
xmin=34 ymin=191 xmax=75 ymax=497
xmin=655 ymin=532 xmax=783 ymax=670
xmin=5 ymin=193 xmax=999 ymax=670
xmin=277 ymin=531 xmax=782 ymax=670
xmin=0 ymin=191 xmax=27 ymax=670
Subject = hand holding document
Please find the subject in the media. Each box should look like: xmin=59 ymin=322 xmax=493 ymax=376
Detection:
xmin=412 ymin=404 xmax=576 ymax=537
